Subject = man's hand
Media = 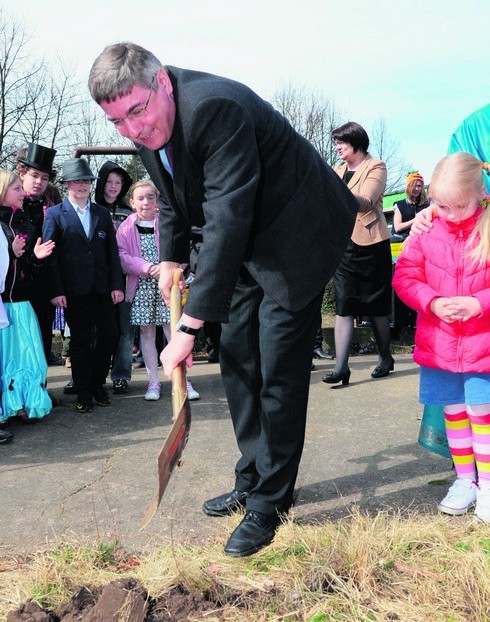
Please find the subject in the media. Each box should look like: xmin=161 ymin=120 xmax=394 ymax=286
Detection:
xmin=410 ymin=206 xmax=434 ymax=236
xmin=160 ymin=331 xmax=195 ymax=378
xmin=51 ymin=295 xmax=67 ymax=308
xmin=430 ymin=296 xmax=481 ymax=323
xmin=158 ymin=261 xmax=180 ymax=305
xmin=111 ymin=290 xmax=124 ymax=304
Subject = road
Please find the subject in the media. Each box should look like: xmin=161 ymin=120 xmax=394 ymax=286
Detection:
xmin=0 ymin=353 xmax=453 ymax=556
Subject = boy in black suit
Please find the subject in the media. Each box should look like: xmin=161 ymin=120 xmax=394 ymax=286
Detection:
xmin=42 ymin=158 xmax=124 ymax=413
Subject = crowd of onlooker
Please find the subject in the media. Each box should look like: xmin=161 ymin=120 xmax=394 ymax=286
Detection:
xmin=0 ymin=144 xmax=202 ymax=445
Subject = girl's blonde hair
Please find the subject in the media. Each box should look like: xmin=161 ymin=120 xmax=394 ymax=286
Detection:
xmin=429 ymin=152 xmax=489 ymax=266
xmin=0 ymin=169 xmax=19 ymax=206
xmin=129 ymin=179 xmax=158 ymax=200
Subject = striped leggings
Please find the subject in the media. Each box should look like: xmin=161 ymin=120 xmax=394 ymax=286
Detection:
xmin=444 ymin=404 xmax=490 ymax=485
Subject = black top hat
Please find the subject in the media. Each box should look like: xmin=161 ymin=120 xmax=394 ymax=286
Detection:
xmin=60 ymin=158 xmax=97 ymax=183
xmin=18 ymin=143 xmax=57 ymax=176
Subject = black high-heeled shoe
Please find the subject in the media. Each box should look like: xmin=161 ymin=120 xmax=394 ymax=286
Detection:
xmin=322 ymin=369 xmax=351 ymax=385
xmin=371 ymin=357 xmax=395 ymax=378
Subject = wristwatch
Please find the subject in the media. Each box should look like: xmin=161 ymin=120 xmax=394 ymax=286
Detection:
xmin=175 ymin=318 xmax=201 ymax=337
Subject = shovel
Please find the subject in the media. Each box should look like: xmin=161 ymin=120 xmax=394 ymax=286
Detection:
xmin=141 ymin=268 xmax=191 ymax=528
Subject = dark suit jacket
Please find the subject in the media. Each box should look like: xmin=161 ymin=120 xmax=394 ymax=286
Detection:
xmin=42 ymin=199 xmax=124 ymax=299
xmin=137 ymin=66 xmax=358 ymax=323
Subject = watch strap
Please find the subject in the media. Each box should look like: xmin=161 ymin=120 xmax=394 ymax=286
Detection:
xmin=176 ymin=318 xmax=201 ymax=336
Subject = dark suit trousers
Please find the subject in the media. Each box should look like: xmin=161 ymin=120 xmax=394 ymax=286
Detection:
xmin=64 ymin=291 xmax=119 ymax=397
xmin=219 ymin=267 xmax=322 ymax=517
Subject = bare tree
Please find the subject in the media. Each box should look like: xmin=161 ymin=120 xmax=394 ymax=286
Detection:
xmin=272 ymin=85 xmax=411 ymax=195
xmin=0 ymin=10 xmax=112 ymax=173
xmin=272 ymin=84 xmax=345 ymax=165
xmin=0 ymin=10 xmax=46 ymax=166
xmin=369 ymin=117 xmax=411 ymax=193
xmin=17 ymin=62 xmax=82 ymax=156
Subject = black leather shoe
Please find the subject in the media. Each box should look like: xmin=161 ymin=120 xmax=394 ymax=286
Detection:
xmin=63 ymin=379 xmax=77 ymax=395
xmin=0 ymin=429 xmax=14 ymax=444
xmin=322 ymin=369 xmax=351 ymax=385
xmin=202 ymin=489 xmax=249 ymax=517
xmin=224 ymin=510 xmax=280 ymax=557
xmin=371 ymin=357 xmax=395 ymax=378
xmin=93 ymin=386 xmax=111 ymax=406
xmin=313 ymin=347 xmax=334 ymax=360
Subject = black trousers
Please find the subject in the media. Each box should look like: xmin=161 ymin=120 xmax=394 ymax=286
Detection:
xmin=30 ymin=279 xmax=56 ymax=360
xmin=64 ymin=291 xmax=119 ymax=398
xmin=219 ymin=267 xmax=322 ymax=516
xmin=204 ymin=321 xmax=221 ymax=357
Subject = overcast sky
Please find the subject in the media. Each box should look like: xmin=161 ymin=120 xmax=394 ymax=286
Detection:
xmin=4 ymin=0 xmax=489 ymax=183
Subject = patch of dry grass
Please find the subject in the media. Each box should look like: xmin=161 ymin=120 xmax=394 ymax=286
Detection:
xmin=2 ymin=508 xmax=490 ymax=621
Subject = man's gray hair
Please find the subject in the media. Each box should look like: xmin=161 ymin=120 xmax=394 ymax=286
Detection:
xmin=88 ymin=42 xmax=163 ymax=103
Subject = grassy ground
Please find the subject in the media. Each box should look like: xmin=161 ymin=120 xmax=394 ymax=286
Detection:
xmin=2 ymin=509 xmax=490 ymax=621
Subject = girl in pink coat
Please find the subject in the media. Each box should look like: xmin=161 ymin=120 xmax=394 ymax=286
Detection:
xmin=393 ymin=152 xmax=490 ymax=522
xmin=117 ymin=180 xmax=199 ymax=402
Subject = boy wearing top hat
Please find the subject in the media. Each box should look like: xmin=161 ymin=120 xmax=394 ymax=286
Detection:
xmin=16 ymin=143 xmax=61 ymax=364
xmin=42 ymin=158 xmax=124 ymax=413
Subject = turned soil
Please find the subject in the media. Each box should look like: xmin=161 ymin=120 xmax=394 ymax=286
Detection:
xmin=7 ymin=578 xmax=225 ymax=621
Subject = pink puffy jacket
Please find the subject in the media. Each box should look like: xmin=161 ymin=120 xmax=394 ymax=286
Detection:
xmin=392 ymin=208 xmax=490 ymax=373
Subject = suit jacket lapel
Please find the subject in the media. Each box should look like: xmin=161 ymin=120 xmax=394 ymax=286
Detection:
xmin=347 ymin=154 xmax=372 ymax=190
xmin=88 ymin=202 xmax=99 ymax=240
xmin=136 ymin=143 xmax=190 ymax=225
xmin=137 ymin=146 xmax=173 ymax=195
xmin=61 ymin=199 xmax=90 ymax=242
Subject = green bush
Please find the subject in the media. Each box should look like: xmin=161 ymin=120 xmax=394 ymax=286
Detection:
xmin=321 ymin=280 xmax=335 ymax=313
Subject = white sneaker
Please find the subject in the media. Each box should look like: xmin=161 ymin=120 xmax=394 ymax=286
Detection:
xmin=438 ymin=478 xmax=477 ymax=516
xmin=186 ymin=379 xmax=200 ymax=401
xmin=144 ymin=381 xmax=161 ymax=401
xmin=475 ymin=486 xmax=490 ymax=523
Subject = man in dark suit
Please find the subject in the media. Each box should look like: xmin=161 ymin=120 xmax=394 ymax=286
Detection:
xmin=89 ymin=42 xmax=358 ymax=557
xmin=42 ymin=158 xmax=124 ymax=414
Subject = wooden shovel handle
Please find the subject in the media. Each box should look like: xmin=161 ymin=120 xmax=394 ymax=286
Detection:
xmin=170 ymin=268 xmax=187 ymax=417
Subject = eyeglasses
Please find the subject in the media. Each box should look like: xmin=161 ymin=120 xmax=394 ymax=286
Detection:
xmin=108 ymin=74 xmax=156 ymax=128
xmin=70 ymin=179 xmax=92 ymax=185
